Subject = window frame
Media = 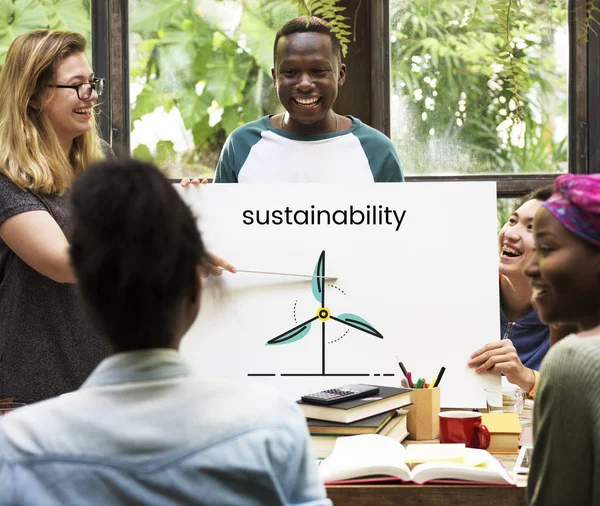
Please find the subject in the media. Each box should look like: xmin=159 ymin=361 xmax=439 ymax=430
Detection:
xmin=92 ymin=0 xmax=129 ymax=152
xmin=93 ymin=0 xmax=598 ymax=194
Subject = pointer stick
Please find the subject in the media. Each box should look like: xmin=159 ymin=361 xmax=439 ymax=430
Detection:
xmin=220 ymin=267 xmax=337 ymax=280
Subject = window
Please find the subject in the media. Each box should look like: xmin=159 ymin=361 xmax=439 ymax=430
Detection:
xmin=127 ymin=0 xmax=296 ymax=178
xmin=97 ymin=0 xmax=597 ymax=190
xmin=389 ymin=0 xmax=568 ymax=177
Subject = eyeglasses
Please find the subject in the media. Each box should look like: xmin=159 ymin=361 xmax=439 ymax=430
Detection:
xmin=46 ymin=77 xmax=105 ymax=100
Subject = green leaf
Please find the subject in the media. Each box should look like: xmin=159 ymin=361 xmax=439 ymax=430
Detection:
xmin=45 ymin=0 xmax=90 ymax=38
xmin=239 ymin=11 xmax=278 ymax=75
xmin=0 ymin=0 xmax=48 ymax=48
xmin=155 ymin=139 xmax=176 ymax=166
xmin=177 ymin=88 xmax=212 ymax=131
xmin=204 ymin=47 xmax=252 ymax=107
xmin=132 ymin=143 xmax=154 ymax=162
xmin=191 ymin=115 xmax=214 ymax=150
xmin=130 ymin=0 xmax=186 ymax=33
xmin=220 ymin=105 xmax=243 ymax=136
xmin=131 ymin=81 xmax=175 ymax=122
xmin=239 ymin=84 xmax=263 ymax=124
xmin=290 ymin=0 xmax=352 ymax=56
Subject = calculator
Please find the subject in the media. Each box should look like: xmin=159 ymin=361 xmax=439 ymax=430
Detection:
xmin=300 ymin=384 xmax=380 ymax=405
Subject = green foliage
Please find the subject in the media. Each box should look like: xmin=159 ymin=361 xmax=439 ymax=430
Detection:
xmin=291 ymin=0 xmax=351 ymax=56
xmin=0 ymin=0 xmax=47 ymax=60
xmin=390 ymin=0 xmax=568 ymax=175
xmin=0 ymin=0 xmax=89 ymax=63
xmin=132 ymin=143 xmax=154 ymax=162
xmin=155 ymin=139 xmax=176 ymax=166
xmin=493 ymin=0 xmax=528 ymax=121
xmin=128 ymin=0 xmax=362 ymax=174
xmin=0 ymin=0 xmax=590 ymax=180
xmin=129 ymin=0 xmax=300 ymax=174
xmin=45 ymin=0 xmax=90 ymax=34
xmin=576 ymin=0 xmax=600 ymax=42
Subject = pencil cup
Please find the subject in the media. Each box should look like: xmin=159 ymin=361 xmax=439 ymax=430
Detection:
xmin=406 ymin=387 xmax=441 ymax=441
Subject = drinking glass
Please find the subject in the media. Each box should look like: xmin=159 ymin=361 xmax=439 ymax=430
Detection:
xmin=484 ymin=387 xmax=526 ymax=415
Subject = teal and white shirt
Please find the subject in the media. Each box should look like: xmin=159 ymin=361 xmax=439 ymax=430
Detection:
xmin=214 ymin=116 xmax=404 ymax=183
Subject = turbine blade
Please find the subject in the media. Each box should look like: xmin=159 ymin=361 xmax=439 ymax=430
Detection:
xmin=266 ymin=316 xmax=318 ymax=345
xmin=311 ymin=251 xmax=326 ymax=307
xmin=331 ymin=313 xmax=384 ymax=339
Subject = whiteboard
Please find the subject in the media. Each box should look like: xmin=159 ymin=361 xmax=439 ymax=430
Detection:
xmin=177 ymin=182 xmax=501 ymax=408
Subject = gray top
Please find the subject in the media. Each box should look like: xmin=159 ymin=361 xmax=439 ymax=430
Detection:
xmin=527 ymin=334 xmax=600 ymax=506
xmin=0 ymin=150 xmax=113 ymax=404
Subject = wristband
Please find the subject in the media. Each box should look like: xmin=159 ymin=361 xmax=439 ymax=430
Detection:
xmin=526 ymin=369 xmax=539 ymax=398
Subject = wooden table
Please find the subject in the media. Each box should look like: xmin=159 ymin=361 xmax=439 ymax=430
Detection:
xmin=326 ymin=451 xmax=527 ymax=506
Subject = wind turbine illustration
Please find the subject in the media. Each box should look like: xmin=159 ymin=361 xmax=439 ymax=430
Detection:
xmin=266 ymin=250 xmax=383 ymax=374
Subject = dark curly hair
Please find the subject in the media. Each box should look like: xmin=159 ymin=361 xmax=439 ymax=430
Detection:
xmin=69 ymin=159 xmax=205 ymax=351
xmin=273 ymin=16 xmax=342 ymax=65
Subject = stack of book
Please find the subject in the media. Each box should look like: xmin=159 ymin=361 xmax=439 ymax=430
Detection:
xmin=481 ymin=412 xmax=523 ymax=454
xmin=297 ymin=385 xmax=412 ymax=458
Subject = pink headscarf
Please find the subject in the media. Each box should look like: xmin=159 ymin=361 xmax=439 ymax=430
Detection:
xmin=543 ymin=174 xmax=600 ymax=247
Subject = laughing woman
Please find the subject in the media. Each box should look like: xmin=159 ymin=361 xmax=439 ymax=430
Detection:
xmin=0 ymin=31 xmax=112 ymax=403
xmin=525 ymin=174 xmax=600 ymax=506
xmin=468 ymin=187 xmax=555 ymax=394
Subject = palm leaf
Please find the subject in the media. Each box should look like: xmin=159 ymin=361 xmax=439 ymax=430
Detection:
xmin=290 ymin=0 xmax=351 ymax=56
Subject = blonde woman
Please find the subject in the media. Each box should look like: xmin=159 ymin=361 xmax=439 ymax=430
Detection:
xmin=0 ymin=30 xmax=112 ymax=404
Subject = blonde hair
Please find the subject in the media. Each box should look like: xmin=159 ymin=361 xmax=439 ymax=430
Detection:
xmin=0 ymin=30 xmax=104 ymax=195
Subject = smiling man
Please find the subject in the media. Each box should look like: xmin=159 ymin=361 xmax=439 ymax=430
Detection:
xmin=213 ymin=16 xmax=404 ymax=183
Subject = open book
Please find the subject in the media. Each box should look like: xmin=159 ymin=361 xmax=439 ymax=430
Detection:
xmin=318 ymin=434 xmax=515 ymax=485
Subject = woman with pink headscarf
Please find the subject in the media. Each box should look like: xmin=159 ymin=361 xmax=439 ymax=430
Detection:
xmin=525 ymin=174 xmax=600 ymax=506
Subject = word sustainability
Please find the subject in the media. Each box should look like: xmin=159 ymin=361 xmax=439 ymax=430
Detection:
xmin=242 ymin=205 xmax=406 ymax=232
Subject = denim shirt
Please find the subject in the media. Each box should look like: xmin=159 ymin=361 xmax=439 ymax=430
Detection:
xmin=0 ymin=349 xmax=331 ymax=506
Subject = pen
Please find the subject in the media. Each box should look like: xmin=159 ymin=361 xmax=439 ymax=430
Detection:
xmin=415 ymin=378 xmax=424 ymax=389
xmin=406 ymin=371 xmax=414 ymax=388
xmin=428 ymin=377 xmax=437 ymax=388
xmin=432 ymin=367 xmax=446 ymax=388
xmin=397 ymin=358 xmax=414 ymax=387
xmin=398 ymin=360 xmax=410 ymax=381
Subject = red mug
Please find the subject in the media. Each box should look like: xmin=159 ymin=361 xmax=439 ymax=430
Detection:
xmin=438 ymin=411 xmax=490 ymax=449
